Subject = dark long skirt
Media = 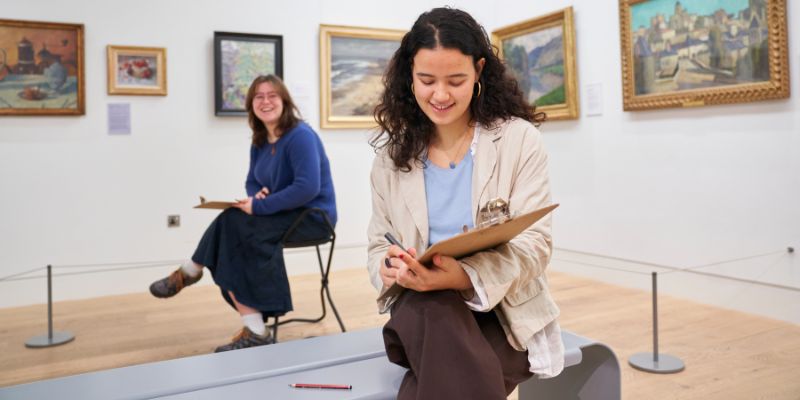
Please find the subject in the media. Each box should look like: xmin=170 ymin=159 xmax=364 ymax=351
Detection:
xmin=192 ymin=208 xmax=329 ymax=318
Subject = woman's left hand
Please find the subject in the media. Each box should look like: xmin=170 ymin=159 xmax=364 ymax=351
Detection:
xmin=233 ymin=197 xmax=253 ymax=215
xmin=395 ymin=253 xmax=472 ymax=292
xmin=254 ymin=187 xmax=270 ymax=200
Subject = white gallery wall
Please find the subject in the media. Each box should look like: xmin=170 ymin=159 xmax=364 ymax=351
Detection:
xmin=1 ymin=0 xmax=798 ymax=311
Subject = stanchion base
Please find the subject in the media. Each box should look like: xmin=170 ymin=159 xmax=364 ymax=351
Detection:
xmin=25 ymin=331 xmax=75 ymax=348
xmin=629 ymin=352 xmax=684 ymax=374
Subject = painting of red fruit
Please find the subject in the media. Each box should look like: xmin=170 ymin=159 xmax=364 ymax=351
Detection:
xmin=118 ymin=56 xmax=156 ymax=84
xmin=107 ymin=45 xmax=166 ymax=95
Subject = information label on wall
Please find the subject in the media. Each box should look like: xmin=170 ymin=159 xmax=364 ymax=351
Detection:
xmin=288 ymin=82 xmax=312 ymax=121
xmin=108 ymin=103 xmax=131 ymax=135
xmin=585 ymin=83 xmax=604 ymax=117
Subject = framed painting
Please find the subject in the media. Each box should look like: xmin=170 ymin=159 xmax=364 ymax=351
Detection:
xmin=0 ymin=19 xmax=84 ymax=116
xmin=319 ymin=24 xmax=404 ymax=129
xmin=214 ymin=31 xmax=283 ymax=116
xmin=619 ymin=0 xmax=789 ymax=110
xmin=107 ymin=45 xmax=167 ymax=96
xmin=493 ymin=7 xmax=579 ymax=120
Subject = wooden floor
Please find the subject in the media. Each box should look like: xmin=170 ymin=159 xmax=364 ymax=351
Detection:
xmin=1 ymin=268 xmax=799 ymax=399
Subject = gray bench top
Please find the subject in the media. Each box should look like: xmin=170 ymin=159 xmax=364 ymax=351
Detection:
xmin=1 ymin=328 xmax=596 ymax=400
xmin=1 ymin=328 xmax=387 ymax=400
xmin=158 ymin=356 xmax=406 ymax=400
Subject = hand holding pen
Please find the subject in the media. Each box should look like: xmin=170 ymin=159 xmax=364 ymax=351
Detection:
xmin=383 ymin=232 xmax=471 ymax=292
xmin=381 ymin=233 xmax=418 ymax=289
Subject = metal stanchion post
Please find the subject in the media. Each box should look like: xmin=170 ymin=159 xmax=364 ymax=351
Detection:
xmin=25 ymin=265 xmax=75 ymax=348
xmin=628 ymin=271 xmax=684 ymax=373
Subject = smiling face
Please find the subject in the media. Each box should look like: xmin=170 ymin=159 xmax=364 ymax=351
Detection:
xmin=412 ymin=47 xmax=484 ymax=131
xmin=251 ymin=82 xmax=284 ymax=128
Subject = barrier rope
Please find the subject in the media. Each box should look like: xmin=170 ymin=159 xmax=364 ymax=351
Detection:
xmin=0 ymin=259 xmax=183 ymax=282
xmin=551 ymin=258 xmax=652 ymax=276
xmin=658 ymin=249 xmax=786 ymax=275
xmin=51 ymin=259 xmax=184 ymax=269
xmin=0 ymin=266 xmax=47 ymax=282
xmin=554 ymin=247 xmax=798 ymax=292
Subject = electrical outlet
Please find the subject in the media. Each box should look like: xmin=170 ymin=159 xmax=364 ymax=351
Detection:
xmin=167 ymin=215 xmax=180 ymax=228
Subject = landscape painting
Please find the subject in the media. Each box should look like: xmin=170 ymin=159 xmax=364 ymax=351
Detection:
xmin=330 ymin=37 xmax=397 ymax=117
xmin=504 ymin=26 xmax=565 ymax=107
xmin=319 ymin=25 xmax=404 ymax=129
xmin=214 ymin=32 xmax=282 ymax=116
xmin=493 ymin=8 xmax=578 ymax=120
xmin=620 ymin=0 xmax=789 ymax=110
xmin=0 ymin=19 xmax=84 ymax=116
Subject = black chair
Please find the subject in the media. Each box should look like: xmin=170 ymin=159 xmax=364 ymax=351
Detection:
xmin=267 ymin=208 xmax=346 ymax=343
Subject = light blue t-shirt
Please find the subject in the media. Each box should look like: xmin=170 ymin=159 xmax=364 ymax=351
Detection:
xmin=423 ymin=151 xmax=475 ymax=246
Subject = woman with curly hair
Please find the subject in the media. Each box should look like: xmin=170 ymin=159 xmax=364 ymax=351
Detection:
xmin=367 ymin=7 xmax=563 ymax=399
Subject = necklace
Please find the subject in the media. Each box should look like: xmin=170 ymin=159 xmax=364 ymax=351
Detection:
xmin=267 ymin=130 xmax=280 ymax=155
xmin=444 ymin=125 xmax=472 ymax=169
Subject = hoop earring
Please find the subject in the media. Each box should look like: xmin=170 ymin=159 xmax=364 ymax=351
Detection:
xmin=474 ymin=81 xmax=482 ymax=97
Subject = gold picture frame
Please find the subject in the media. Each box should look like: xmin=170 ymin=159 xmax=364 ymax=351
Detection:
xmin=0 ymin=18 xmax=85 ymax=116
xmin=107 ymin=45 xmax=167 ymax=96
xmin=619 ymin=0 xmax=789 ymax=111
xmin=493 ymin=7 xmax=579 ymax=120
xmin=319 ymin=24 xmax=404 ymax=129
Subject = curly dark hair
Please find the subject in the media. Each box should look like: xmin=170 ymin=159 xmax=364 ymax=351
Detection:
xmin=245 ymin=75 xmax=302 ymax=148
xmin=372 ymin=7 xmax=546 ymax=171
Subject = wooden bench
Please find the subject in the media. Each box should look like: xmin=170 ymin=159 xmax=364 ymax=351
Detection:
xmin=0 ymin=328 xmax=619 ymax=399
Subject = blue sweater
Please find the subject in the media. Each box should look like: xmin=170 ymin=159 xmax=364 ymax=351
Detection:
xmin=245 ymin=122 xmax=337 ymax=225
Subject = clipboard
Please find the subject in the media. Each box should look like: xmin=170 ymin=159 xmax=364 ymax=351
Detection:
xmin=194 ymin=196 xmax=236 ymax=210
xmin=377 ymin=203 xmax=559 ymax=305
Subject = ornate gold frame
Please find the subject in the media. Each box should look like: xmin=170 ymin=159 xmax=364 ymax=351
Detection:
xmin=319 ymin=24 xmax=404 ymax=129
xmin=0 ymin=19 xmax=85 ymax=116
xmin=107 ymin=45 xmax=167 ymax=96
xmin=492 ymin=7 xmax=579 ymax=120
xmin=619 ymin=0 xmax=789 ymax=111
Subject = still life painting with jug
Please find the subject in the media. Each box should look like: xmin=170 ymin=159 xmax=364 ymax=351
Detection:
xmin=0 ymin=19 xmax=84 ymax=116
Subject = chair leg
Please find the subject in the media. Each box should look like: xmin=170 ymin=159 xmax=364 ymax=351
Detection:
xmin=264 ymin=316 xmax=280 ymax=343
xmin=324 ymin=282 xmax=346 ymax=332
xmin=320 ymin=240 xmax=345 ymax=332
xmin=271 ymin=316 xmax=279 ymax=343
xmin=274 ymin=243 xmax=346 ymax=333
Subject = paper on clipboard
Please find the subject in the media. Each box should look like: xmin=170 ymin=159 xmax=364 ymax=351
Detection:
xmin=194 ymin=196 xmax=236 ymax=210
xmin=377 ymin=203 xmax=559 ymax=308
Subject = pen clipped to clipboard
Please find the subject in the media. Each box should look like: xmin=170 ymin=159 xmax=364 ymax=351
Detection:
xmin=377 ymin=200 xmax=559 ymax=312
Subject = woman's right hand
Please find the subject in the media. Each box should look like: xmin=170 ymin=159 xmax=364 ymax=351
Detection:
xmin=381 ymin=245 xmax=417 ymax=289
xmin=254 ymin=187 xmax=270 ymax=200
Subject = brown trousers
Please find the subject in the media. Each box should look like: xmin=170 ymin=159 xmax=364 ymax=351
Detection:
xmin=383 ymin=290 xmax=533 ymax=400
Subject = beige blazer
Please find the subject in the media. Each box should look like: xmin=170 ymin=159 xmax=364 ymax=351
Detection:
xmin=367 ymin=117 xmax=560 ymax=351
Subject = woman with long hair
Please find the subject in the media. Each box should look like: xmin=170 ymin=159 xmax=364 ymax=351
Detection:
xmin=149 ymin=75 xmax=337 ymax=352
xmin=368 ymin=8 xmax=563 ymax=399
